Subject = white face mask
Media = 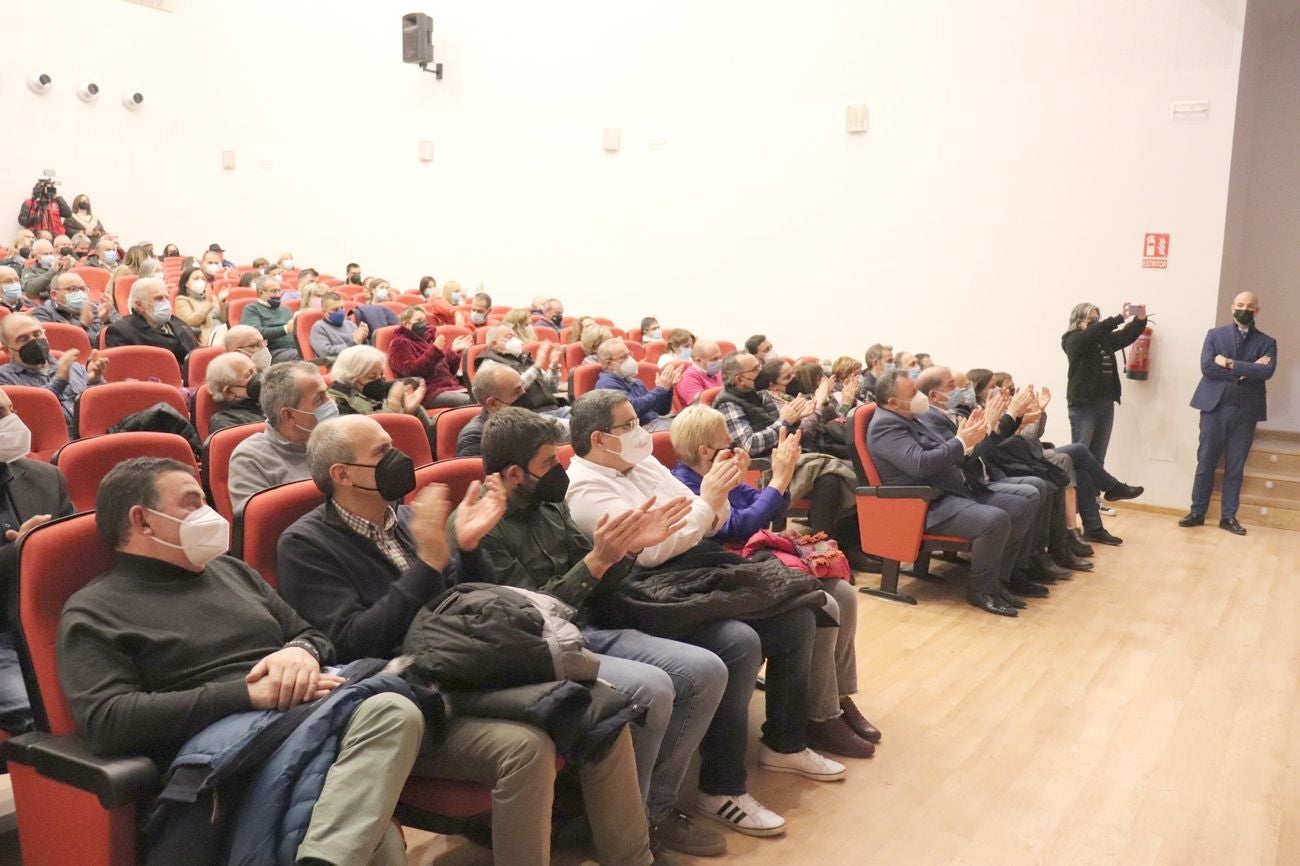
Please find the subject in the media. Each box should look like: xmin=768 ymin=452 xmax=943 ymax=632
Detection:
xmin=0 ymin=414 xmax=33 ymax=463
xmin=618 ymin=356 xmax=639 ymax=379
xmin=146 ymin=505 xmax=230 ymax=568
xmin=282 ymin=259 xmax=295 ymax=270
xmin=603 ymin=423 xmax=653 ymax=465
xmin=504 ymin=337 xmax=525 ymax=356
xmin=908 ymin=392 xmax=930 ymax=416
xmin=204 ymin=263 xmax=221 ymax=275
xmin=247 ymin=346 xmax=272 ymax=371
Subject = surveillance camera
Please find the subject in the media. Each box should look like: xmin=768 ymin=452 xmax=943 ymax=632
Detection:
xmin=77 ymin=81 xmax=100 ymax=103
xmin=121 ymin=91 xmax=144 ymax=110
xmin=26 ymin=73 xmax=53 ymax=95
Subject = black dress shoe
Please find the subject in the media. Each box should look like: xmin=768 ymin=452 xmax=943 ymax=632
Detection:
xmin=1032 ymin=553 xmax=1074 ymax=580
xmin=967 ymin=592 xmax=1018 ymax=617
xmin=1219 ymin=517 xmax=1247 ymax=536
xmin=1006 ymin=574 xmax=1050 ymax=597
xmin=1104 ymin=482 xmax=1144 ymax=502
xmin=1051 ymin=547 xmax=1095 ymax=572
xmin=997 ymin=591 xmax=1028 ymax=610
xmin=1082 ymin=527 xmax=1123 ymax=546
xmin=1067 ymin=530 xmax=1095 ymax=557
xmin=1178 ymin=512 xmax=1206 ymax=528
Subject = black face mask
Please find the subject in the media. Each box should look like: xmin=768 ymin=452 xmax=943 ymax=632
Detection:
xmin=361 ymin=378 xmax=391 ymax=402
xmin=345 ymin=448 xmax=417 ymax=502
xmin=549 ymin=313 xmax=563 ymax=327
xmin=1233 ymin=309 xmax=1255 ymax=328
xmin=17 ymin=247 xmax=31 ymax=259
xmin=58 ymin=246 xmax=74 ymax=256
xmin=246 ymin=373 xmax=263 ymax=405
xmin=411 ymin=322 xmax=429 ymax=337
xmin=18 ymin=338 xmax=50 ymax=367
xmin=520 ymin=463 xmax=569 ymax=505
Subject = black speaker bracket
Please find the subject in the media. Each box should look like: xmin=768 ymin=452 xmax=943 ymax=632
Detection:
xmin=419 ymin=62 xmax=444 ymax=80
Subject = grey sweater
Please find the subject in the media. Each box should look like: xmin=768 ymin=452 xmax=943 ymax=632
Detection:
xmin=227 ymin=425 xmax=310 ymax=515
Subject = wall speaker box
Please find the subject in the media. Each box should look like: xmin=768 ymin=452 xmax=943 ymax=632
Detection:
xmin=402 ymin=13 xmax=434 ymax=64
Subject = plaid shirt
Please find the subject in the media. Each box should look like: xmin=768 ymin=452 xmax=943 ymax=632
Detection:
xmin=715 ymin=391 xmax=787 ymax=457
xmin=333 ymin=501 xmax=411 ymax=572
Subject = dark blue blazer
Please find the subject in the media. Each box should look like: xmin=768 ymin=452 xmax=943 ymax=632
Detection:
xmin=866 ymin=407 xmax=978 ymax=526
xmin=1189 ymin=324 xmax=1276 ymax=422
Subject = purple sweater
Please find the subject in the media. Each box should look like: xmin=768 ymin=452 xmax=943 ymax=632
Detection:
xmin=671 ymin=463 xmax=790 ymax=542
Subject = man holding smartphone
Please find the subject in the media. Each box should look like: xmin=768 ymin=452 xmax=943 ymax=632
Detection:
xmin=1180 ymin=292 xmax=1277 ymax=535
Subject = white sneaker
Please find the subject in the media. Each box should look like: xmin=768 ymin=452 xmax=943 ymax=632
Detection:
xmin=757 ymin=744 xmax=847 ymax=781
xmin=696 ymin=792 xmax=786 ymax=837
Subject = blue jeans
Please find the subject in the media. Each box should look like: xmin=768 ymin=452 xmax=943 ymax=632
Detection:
xmin=585 ymin=628 xmax=727 ymax=821
xmin=0 ymin=629 xmax=33 ymax=735
xmin=1068 ymin=399 xmax=1116 ymax=466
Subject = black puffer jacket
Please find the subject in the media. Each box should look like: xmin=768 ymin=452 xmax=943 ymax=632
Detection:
xmin=588 ymin=542 xmax=827 ymax=638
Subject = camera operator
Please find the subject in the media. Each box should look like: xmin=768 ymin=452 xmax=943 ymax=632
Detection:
xmin=17 ymin=178 xmax=71 ymax=237
xmin=20 ymin=240 xmax=78 ymax=302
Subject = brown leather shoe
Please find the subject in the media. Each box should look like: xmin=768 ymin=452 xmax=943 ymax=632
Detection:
xmin=807 ymin=716 xmax=875 ymax=758
xmin=839 ymin=696 xmax=882 ymax=743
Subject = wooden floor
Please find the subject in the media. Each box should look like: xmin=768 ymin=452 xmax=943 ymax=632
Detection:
xmin=406 ymin=509 xmax=1300 ymax=866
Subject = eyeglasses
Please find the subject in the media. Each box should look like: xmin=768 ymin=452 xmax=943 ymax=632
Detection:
xmin=607 ymin=418 xmax=641 ymax=433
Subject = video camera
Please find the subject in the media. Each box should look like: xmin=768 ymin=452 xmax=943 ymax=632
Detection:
xmin=33 ymin=175 xmax=60 ymax=202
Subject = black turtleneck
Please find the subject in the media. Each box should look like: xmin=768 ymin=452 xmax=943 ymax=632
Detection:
xmin=57 ymin=552 xmax=333 ymax=759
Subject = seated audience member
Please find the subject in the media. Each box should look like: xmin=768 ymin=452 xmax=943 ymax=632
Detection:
xmin=896 ymin=352 xmax=920 ymax=377
xmin=20 ymin=240 xmax=68 ymax=300
xmin=580 ymin=325 xmax=613 ymax=365
xmin=533 ymin=298 xmax=565 ymax=332
xmin=860 ymin=343 xmax=893 ymax=394
xmin=296 ymin=281 xmax=327 ymax=312
xmin=174 ymin=266 xmax=225 ymax=346
xmin=462 ymin=290 xmax=493 ymax=328
xmin=241 ymin=275 xmax=301 ymax=362
xmin=388 ymin=307 xmax=473 ymax=408
xmin=743 ymin=335 xmax=778 ymax=365
xmin=456 ymin=362 xmax=526 ymax=457
xmin=659 ymin=329 xmax=695 ymax=368
xmin=82 ymin=237 xmax=120 ymax=272
xmin=0 ymin=266 xmax=34 ymax=313
xmin=915 ymin=352 xmax=934 ymax=370
xmin=343 ymin=262 xmax=362 ymax=284
xmin=0 ymin=313 xmax=108 ymax=433
xmin=595 ymin=338 xmax=680 ymax=433
xmin=714 ymin=353 xmax=870 ymax=569
xmin=200 ymin=244 xmax=231 ymax=279
xmin=564 ymin=391 xmax=846 ymax=833
xmin=640 ymin=317 xmax=663 ymax=342
xmin=32 ymin=272 xmax=113 ymax=344
xmin=0 ymin=388 xmax=74 ymax=734
xmin=569 ymin=316 xmax=598 ymax=346
xmin=504 ymin=308 xmax=539 ymax=342
xmin=237 ymin=270 xmax=259 ymax=289
xmin=279 ymin=416 xmax=664 ymax=866
xmin=914 ymin=370 xmax=1073 ymax=583
xmin=962 ymin=369 xmax=1138 ymax=548
xmin=135 ymin=256 xmax=163 ymax=281
xmin=105 ymin=277 xmax=197 ymax=371
xmin=228 ymin=361 xmax=336 ymax=515
xmin=456 ymin=407 xmax=729 ymax=855
xmin=417 ymin=275 xmax=437 ymax=301
xmin=327 ymin=345 xmax=431 ymax=428
xmin=58 ymin=457 xmax=424 ymax=864
xmin=755 ymin=358 xmax=794 ymax=403
xmin=438 ymin=279 xmax=462 ymax=307
xmin=276 ymin=251 xmax=296 ymax=272
xmin=1 ymin=236 xmax=31 ymax=279
xmin=205 ymin=351 xmax=264 ymax=435
xmin=69 ymin=233 xmax=92 ymax=262
xmin=867 ymin=371 xmax=1042 ymax=617
xmin=310 ymin=292 xmax=370 ymax=362
xmin=827 ymin=357 xmax=865 ymax=414
xmin=670 ymin=406 xmax=879 ymax=757
xmin=478 ymin=324 xmax=567 ymax=417
xmin=352 ymin=278 xmax=400 ymax=337
xmin=676 ymin=339 xmax=723 ymax=407
xmin=224 ymin=324 xmax=273 ymax=372
xmin=786 ymin=362 xmax=862 ymax=429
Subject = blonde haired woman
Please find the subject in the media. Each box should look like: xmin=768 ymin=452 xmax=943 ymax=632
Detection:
xmin=327 ymin=344 xmax=431 ymax=426
xmin=440 ymin=279 xmax=464 ymax=306
xmin=502 ymin=308 xmax=537 ymax=342
xmin=109 ymin=244 xmax=147 ymax=281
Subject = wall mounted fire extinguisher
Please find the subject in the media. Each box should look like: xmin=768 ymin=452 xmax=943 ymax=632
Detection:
xmin=1125 ymin=326 xmax=1153 ymax=380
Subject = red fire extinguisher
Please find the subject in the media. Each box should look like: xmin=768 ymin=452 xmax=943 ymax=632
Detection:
xmin=1125 ymin=327 xmax=1153 ymax=380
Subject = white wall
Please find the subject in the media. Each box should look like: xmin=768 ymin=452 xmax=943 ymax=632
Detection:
xmin=6 ymin=0 xmax=1249 ymax=508
xmin=1218 ymin=0 xmax=1300 ymax=432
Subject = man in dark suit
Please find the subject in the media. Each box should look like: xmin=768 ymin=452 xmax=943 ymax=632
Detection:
xmin=1181 ymin=292 xmax=1277 ymax=535
xmin=866 ymin=371 xmax=1041 ymax=617
xmin=0 ymin=387 xmax=74 ymax=733
xmin=104 ymin=277 xmax=197 ymax=373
